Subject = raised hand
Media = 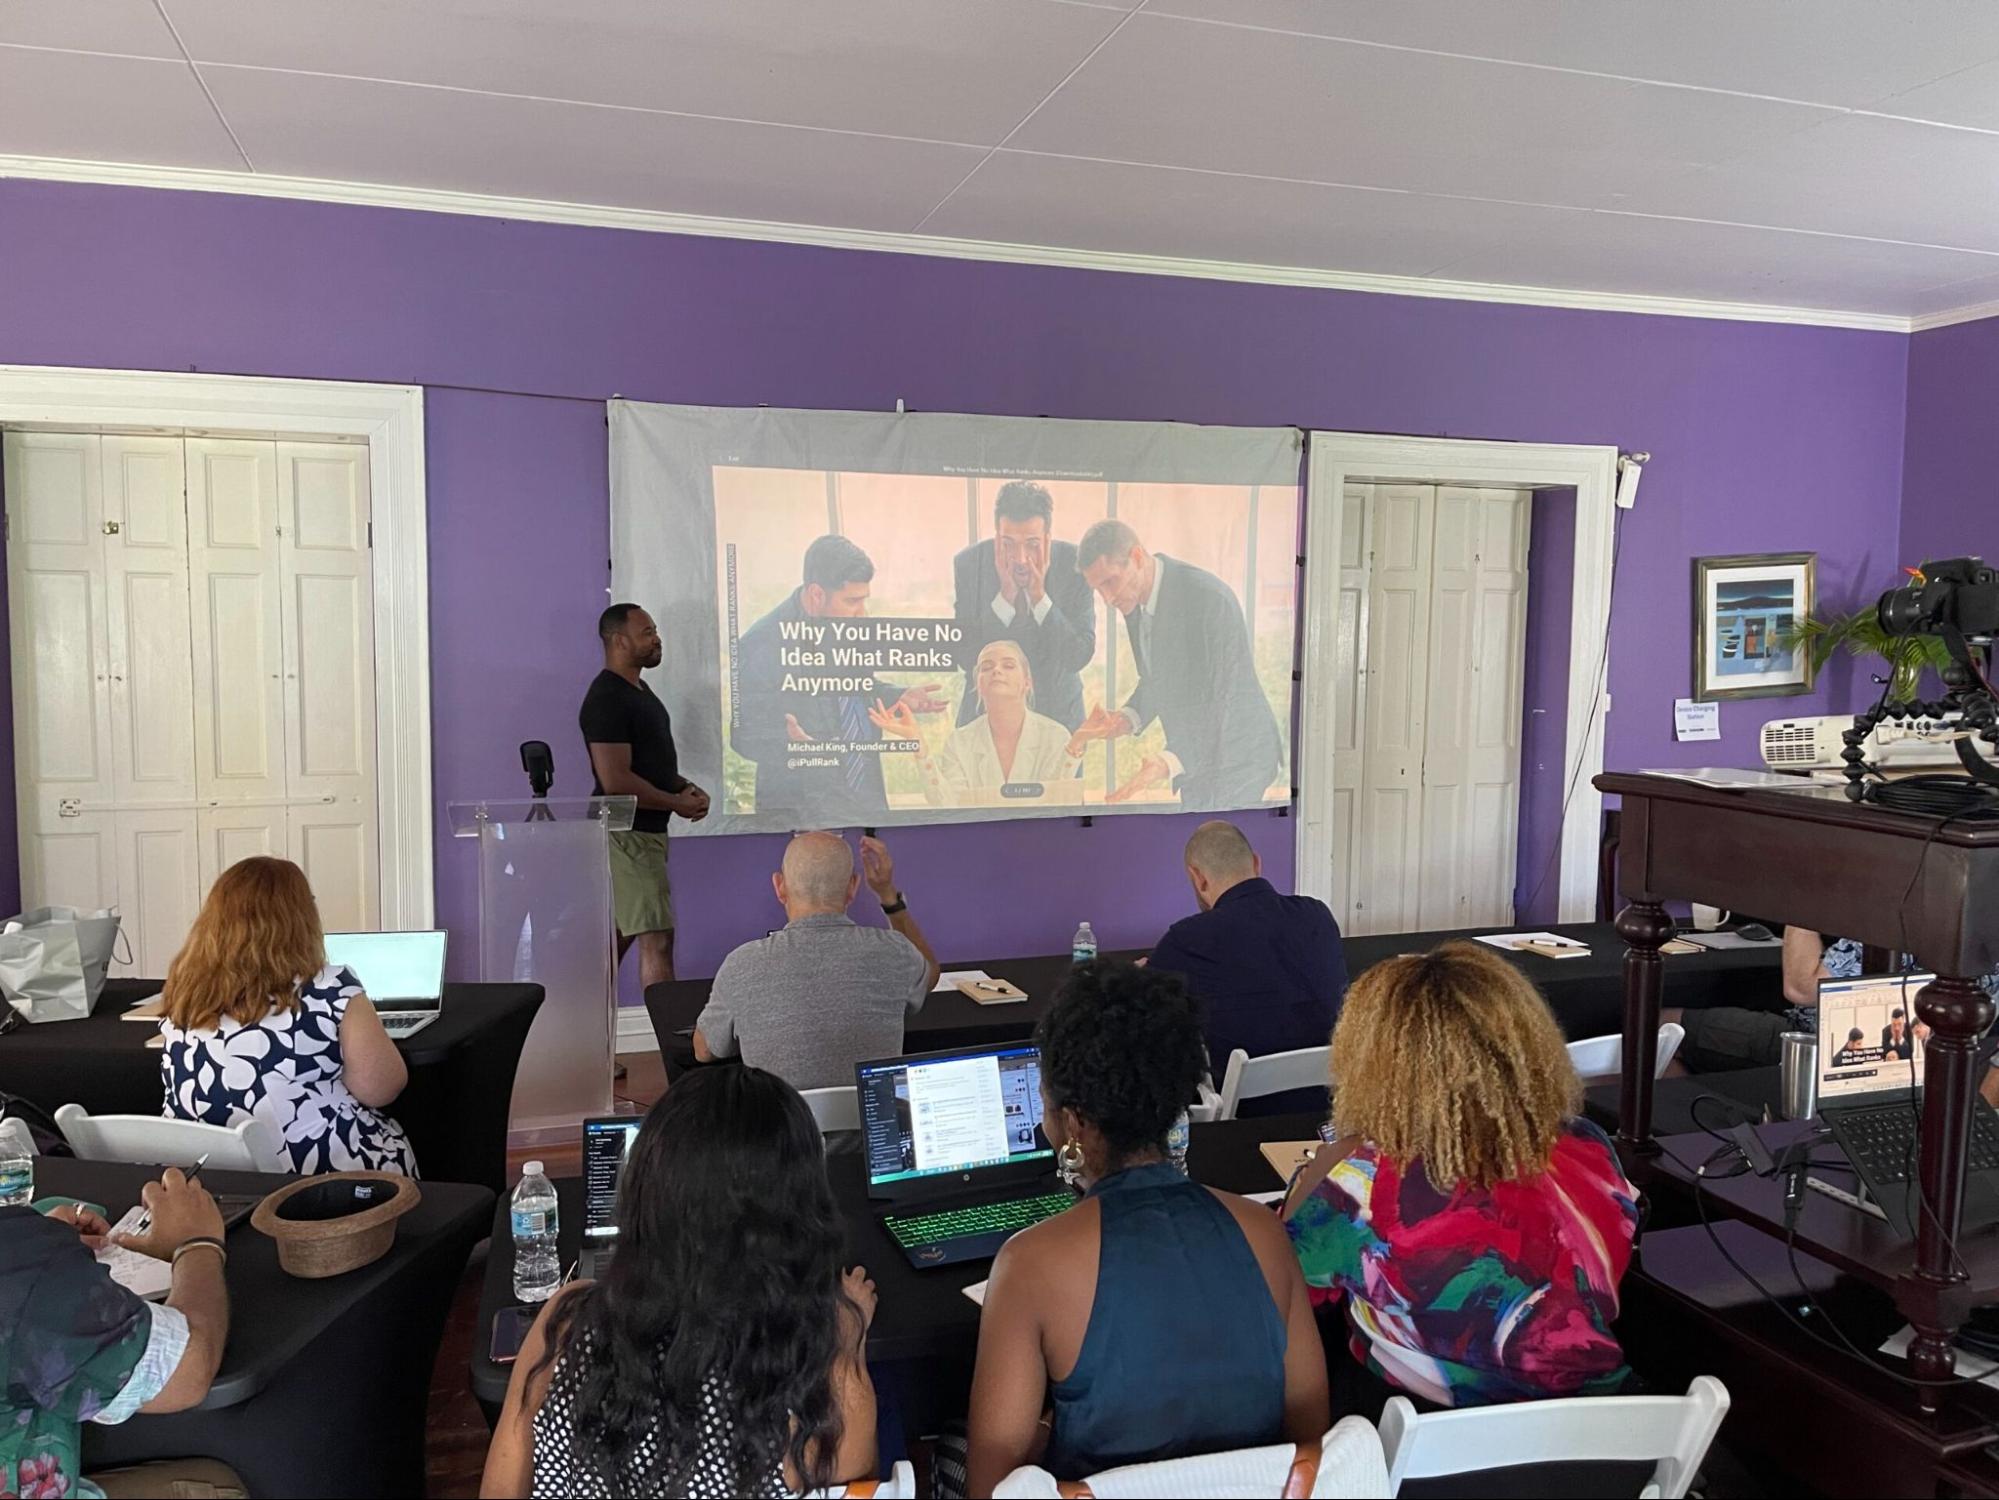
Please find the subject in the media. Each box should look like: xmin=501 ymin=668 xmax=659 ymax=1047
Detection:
xmin=842 ymin=1264 xmax=878 ymax=1331
xmin=897 ymin=683 xmax=948 ymax=716
xmin=868 ymin=698 xmax=920 ymax=740
xmin=785 ymin=713 xmax=811 ymax=743
xmin=1065 ymin=704 xmax=1125 ymax=756
xmin=1108 ymin=754 xmax=1171 ymax=804
xmin=859 ymin=836 xmax=899 ymax=903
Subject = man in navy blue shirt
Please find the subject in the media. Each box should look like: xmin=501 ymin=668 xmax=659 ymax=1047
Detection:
xmin=1147 ymin=821 xmax=1347 ymax=1116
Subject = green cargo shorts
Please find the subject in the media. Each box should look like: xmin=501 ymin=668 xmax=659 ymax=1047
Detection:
xmin=608 ymin=829 xmax=674 ymax=937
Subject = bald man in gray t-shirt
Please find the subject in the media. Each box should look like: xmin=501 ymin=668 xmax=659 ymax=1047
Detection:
xmin=694 ymin=832 xmax=940 ymax=1092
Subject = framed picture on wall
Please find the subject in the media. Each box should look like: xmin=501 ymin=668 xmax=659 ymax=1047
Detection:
xmin=1692 ymin=552 xmax=1817 ymax=701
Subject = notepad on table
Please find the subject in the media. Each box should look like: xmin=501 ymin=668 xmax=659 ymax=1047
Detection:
xmin=1258 ymin=1140 xmax=1319 ymax=1183
xmin=97 ymin=1207 xmax=172 ymax=1300
xmin=962 ymin=1279 xmax=988 ymax=1307
xmin=934 ymin=969 xmax=992 ymax=994
xmin=957 ymin=977 xmax=1027 ymax=1005
xmin=1475 ymin=932 xmax=1590 ymax=959
xmin=120 ymin=994 xmax=165 ymax=1020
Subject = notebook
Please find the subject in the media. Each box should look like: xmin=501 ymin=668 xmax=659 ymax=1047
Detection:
xmin=97 ymin=1207 xmax=172 ymax=1300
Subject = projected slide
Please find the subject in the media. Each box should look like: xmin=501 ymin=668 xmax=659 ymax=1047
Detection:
xmin=611 ymin=403 xmax=1300 ymax=836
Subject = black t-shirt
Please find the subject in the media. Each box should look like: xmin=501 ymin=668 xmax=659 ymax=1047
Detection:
xmin=579 ymin=669 xmax=685 ymax=834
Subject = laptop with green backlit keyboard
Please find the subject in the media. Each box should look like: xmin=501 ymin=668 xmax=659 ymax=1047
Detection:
xmin=858 ymin=1041 xmax=1072 ymax=1268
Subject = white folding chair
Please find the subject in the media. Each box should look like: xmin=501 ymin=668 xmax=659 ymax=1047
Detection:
xmin=799 ymin=1084 xmax=861 ymax=1135
xmin=804 ymin=1459 xmax=917 ymax=1498
xmin=1377 ymin=1375 xmax=1729 ymax=1499
xmin=994 ymin=1420 xmax=1389 ymax=1499
xmin=1565 ymin=1022 xmax=1686 ymax=1084
xmin=1216 ymin=1045 xmax=1333 ymax=1122
xmin=55 ymin=1104 xmax=289 ymax=1173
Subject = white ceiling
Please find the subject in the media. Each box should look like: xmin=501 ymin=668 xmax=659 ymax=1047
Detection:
xmin=7 ymin=0 xmax=1999 ymax=326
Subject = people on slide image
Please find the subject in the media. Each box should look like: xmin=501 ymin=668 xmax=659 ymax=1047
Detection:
xmin=1833 ymin=1026 xmax=1870 ymax=1067
xmin=734 ymin=534 xmax=947 ymax=828
xmin=869 ymin=639 xmax=1084 ymax=807
xmin=1068 ymin=519 xmax=1283 ymax=809
xmin=950 ymin=481 xmax=1096 ymax=734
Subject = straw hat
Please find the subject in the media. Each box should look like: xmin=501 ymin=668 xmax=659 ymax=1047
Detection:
xmin=252 ymin=1172 xmax=420 ymax=1278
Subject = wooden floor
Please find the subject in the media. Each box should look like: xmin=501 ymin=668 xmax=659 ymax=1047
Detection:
xmin=424 ymin=1052 xmax=670 ymax=1498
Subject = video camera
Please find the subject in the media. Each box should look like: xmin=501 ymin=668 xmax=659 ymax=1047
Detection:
xmin=1877 ymin=557 xmax=1999 ymax=641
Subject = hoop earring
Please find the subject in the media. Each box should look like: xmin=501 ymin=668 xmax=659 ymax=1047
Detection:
xmin=1057 ymin=1138 xmax=1086 ymax=1189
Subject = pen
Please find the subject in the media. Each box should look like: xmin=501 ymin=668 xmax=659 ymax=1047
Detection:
xmin=134 ymin=1152 xmax=210 ymax=1236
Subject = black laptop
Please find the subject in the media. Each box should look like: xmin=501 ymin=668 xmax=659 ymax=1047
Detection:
xmin=578 ymin=1115 xmax=641 ymax=1278
xmin=1815 ymin=971 xmax=1999 ymax=1239
xmin=858 ymin=1041 xmax=1074 ymax=1269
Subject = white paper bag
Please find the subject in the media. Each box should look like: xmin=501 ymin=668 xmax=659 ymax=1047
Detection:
xmin=0 ymin=906 xmax=123 ymax=1024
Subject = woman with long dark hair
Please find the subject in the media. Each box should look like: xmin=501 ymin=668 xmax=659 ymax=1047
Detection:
xmin=480 ymin=1067 xmax=878 ymax=1498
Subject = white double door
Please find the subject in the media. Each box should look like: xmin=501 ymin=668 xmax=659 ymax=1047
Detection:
xmin=5 ymin=431 xmax=379 ymax=975
xmin=1329 ymin=482 xmax=1532 ymax=937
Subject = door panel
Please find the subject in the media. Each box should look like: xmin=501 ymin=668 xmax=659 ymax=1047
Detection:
xmin=1354 ymin=484 xmax=1434 ymax=936
xmin=195 ymin=804 xmax=286 ymax=897
xmin=5 ymin=432 xmax=120 ymax=918
xmin=290 ymin=801 xmax=374 ymax=933
xmin=114 ymin=811 xmax=203 ymax=977
xmin=103 ymin=436 xmax=197 ymax=808
xmin=1328 ymin=485 xmax=1371 ymax=932
xmin=187 ymin=439 xmax=286 ymax=804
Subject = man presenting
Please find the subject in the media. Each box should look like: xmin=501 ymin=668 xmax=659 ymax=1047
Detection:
xmin=582 ymin=603 xmax=709 ymax=988
xmin=694 ymin=833 xmax=940 ymax=1090
xmin=951 ymin=481 xmax=1095 ymax=732
xmin=1148 ymin=821 xmax=1346 ymax=1116
xmin=1069 ymin=519 xmax=1282 ymax=807
xmin=735 ymin=534 xmax=943 ymax=826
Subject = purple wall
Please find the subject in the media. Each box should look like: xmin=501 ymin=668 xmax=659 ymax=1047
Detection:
xmin=1902 ymin=320 xmax=1999 ymax=569
xmin=0 ymin=179 xmax=1911 ymax=974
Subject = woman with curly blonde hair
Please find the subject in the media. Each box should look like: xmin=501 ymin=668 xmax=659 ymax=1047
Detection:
xmin=1282 ymin=941 xmax=1636 ymax=1414
xmin=159 ymin=857 xmax=416 ymax=1176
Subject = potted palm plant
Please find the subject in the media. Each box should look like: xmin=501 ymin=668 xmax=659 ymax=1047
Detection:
xmin=1780 ymin=603 xmax=1952 ymax=701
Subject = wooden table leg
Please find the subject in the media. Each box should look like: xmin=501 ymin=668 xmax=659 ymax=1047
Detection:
xmin=1906 ymin=972 xmax=1999 ymax=1408
xmin=1616 ymin=899 xmax=1673 ymax=1158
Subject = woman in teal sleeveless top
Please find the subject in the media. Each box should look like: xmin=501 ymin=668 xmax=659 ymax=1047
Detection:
xmin=961 ymin=962 xmax=1328 ymax=1496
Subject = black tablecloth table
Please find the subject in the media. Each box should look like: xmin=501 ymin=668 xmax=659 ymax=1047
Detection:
xmin=34 ymin=1157 xmax=492 ymax=1498
xmin=0 ymin=980 xmax=543 ymax=1194
xmin=643 ymin=920 xmax=1785 ymax=1062
xmin=1583 ymin=1067 xmax=1782 ymax=1140
xmin=470 ymin=1112 xmax=1325 ymax=1418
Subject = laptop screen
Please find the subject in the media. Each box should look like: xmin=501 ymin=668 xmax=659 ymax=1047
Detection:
xmin=324 ymin=931 xmax=447 ymax=1002
xmin=1818 ymin=972 xmax=1933 ymax=1104
xmin=858 ymin=1042 xmax=1051 ymax=1189
xmin=582 ymin=1116 xmax=641 ymax=1240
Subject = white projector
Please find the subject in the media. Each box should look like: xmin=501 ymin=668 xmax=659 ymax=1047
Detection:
xmin=1760 ymin=713 xmax=1965 ymax=772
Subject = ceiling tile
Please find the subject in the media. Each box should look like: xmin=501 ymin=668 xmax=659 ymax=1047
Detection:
xmin=1642 ymin=114 xmax=1999 ymax=253
xmin=1911 ymin=268 xmax=1999 ymax=318
xmin=0 ymin=0 xmax=180 ymax=58
xmin=0 ymin=47 xmax=243 ymax=167
xmin=1146 ymin=0 xmax=1999 ymax=110
xmin=1428 ymin=210 xmax=1999 ymax=315
xmin=203 ymin=66 xmax=987 ymax=229
xmin=164 ymin=0 xmax=1123 ymax=145
xmin=927 ymin=149 xmax=1589 ymax=276
xmin=1870 ymin=56 xmax=1999 ymax=130
xmin=1010 ymin=13 xmax=1840 ymax=208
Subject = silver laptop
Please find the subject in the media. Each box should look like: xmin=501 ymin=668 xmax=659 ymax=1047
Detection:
xmin=325 ymin=931 xmax=448 ymax=1039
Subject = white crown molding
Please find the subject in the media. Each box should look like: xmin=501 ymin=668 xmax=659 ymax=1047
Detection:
xmin=1910 ymin=297 xmax=1999 ymax=333
xmin=0 ymin=151 xmax=1934 ymax=334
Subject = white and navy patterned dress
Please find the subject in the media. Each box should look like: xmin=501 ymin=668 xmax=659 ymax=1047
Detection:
xmin=160 ymin=964 xmax=418 ymax=1177
xmin=531 ymin=1352 xmax=787 ymax=1499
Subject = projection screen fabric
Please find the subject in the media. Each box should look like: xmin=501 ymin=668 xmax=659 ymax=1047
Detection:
xmin=609 ymin=401 xmax=1301 ymax=837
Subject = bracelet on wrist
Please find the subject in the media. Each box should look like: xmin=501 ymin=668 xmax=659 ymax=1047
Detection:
xmin=171 ymin=1237 xmax=227 ymax=1269
xmin=880 ymin=894 xmax=908 ymax=916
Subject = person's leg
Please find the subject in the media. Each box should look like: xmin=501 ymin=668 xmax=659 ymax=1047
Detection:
xmin=635 ymin=928 xmax=675 ymax=987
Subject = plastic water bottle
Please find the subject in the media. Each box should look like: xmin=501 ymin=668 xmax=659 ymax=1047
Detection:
xmin=1166 ymin=1110 xmax=1191 ymax=1176
xmin=511 ymin=1161 xmax=561 ymax=1303
xmin=1072 ymin=921 xmax=1098 ymax=966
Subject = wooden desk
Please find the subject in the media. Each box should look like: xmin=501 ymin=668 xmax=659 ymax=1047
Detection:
xmin=1599 ymin=771 xmax=1999 ymax=1404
